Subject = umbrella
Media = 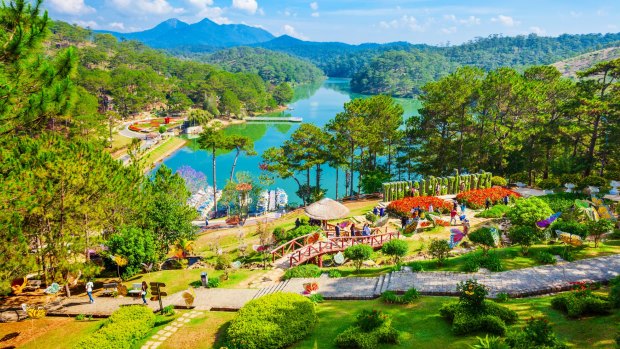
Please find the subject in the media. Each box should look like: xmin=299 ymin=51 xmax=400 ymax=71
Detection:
xmin=304 ymin=198 xmax=350 ymax=220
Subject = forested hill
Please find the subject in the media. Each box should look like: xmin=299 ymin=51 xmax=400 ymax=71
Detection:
xmin=551 ymin=46 xmax=620 ymax=78
xmin=174 ymin=47 xmax=325 ymax=85
xmin=50 ymin=21 xmax=289 ymax=123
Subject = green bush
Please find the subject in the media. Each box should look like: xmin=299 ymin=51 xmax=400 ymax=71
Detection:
xmin=538 ymin=193 xmax=587 ymax=212
xmin=537 ymin=178 xmax=561 ymax=190
xmin=308 ymin=293 xmax=324 ymax=303
xmin=75 ymin=306 xmax=155 ymax=349
xmin=428 ymin=239 xmax=451 ymax=266
xmin=506 ymin=197 xmax=553 ymax=228
xmin=162 ymin=305 xmax=175 ymax=316
xmin=272 ymin=227 xmax=286 ymax=241
xmin=408 ymin=262 xmax=424 ymax=271
xmin=226 ymin=293 xmax=317 ymax=349
xmin=380 ymin=288 xmax=419 ymax=304
xmin=475 ymin=205 xmax=511 ymax=218
xmin=482 ymin=253 xmax=503 ymax=272
xmin=381 ymin=239 xmax=409 ymax=264
xmin=365 ymin=212 xmax=378 ymax=223
xmin=208 ymin=277 xmax=220 ymax=288
xmin=551 ymin=291 xmax=611 ymax=318
xmin=550 ymin=220 xmax=588 ymax=239
xmin=335 ymin=310 xmax=399 ymax=349
xmin=491 ymin=176 xmax=507 ymax=187
xmin=469 ymin=227 xmax=497 ymax=253
xmin=328 ymin=269 xmax=342 ymax=278
xmin=469 ymin=335 xmax=509 ymax=349
xmin=509 ymin=226 xmax=542 ymax=254
xmin=75 ymin=314 xmax=85 ymax=321
xmin=215 ymin=254 xmax=232 ymax=270
xmin=441 ymin=300 xmax=517 ymax=336
xmin=496 ymin=293 xmax=509 ymax=303
xmin=334 ymin=327 xmax=378 ymax=349
xmin=356 ymin=309 xmax=388 ymax=332
xmin=277 ymin=225 xmax=321 ymax=243
xmin=579 ymin=175 xmax=610 ymax=193
xmin=344 ymin=245 xmax=374 ymax=271
xmin=283 ymin=264 xmax=321 ymax=280
xmin=505 ymin=317 xmax=568 ymax=349
xmin=463 ymin=255 xmax=481 ymax=272
xmin=610 ymin=276 xmax=620 ymax=308
xmin=536 ymin=251 xmax=556 ymax=265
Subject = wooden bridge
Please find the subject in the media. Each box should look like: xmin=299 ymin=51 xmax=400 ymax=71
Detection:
xmin=245 ymin=116 xmax=303 ymax=123
xmin=270 ymin=231 xmax=401 ymax=268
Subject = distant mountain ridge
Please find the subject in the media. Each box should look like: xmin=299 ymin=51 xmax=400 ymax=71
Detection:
xmin=98 ymin=18 xmax=275 ymax=48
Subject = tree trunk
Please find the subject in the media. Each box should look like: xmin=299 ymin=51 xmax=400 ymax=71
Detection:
xmin=315 ymin=164 xmax=321 ymax=189
xmin=230 ymin=148 xmax=240 ymax=181
xmin=584 ymin=114 xmax=601 ymax=177
xmin=293 ymin=177 xmax=305 ymax=206
xmin=335 ymin=166 xmax=339 ymax=200
xmin=306 ymin=168 xmax=310 ymax=187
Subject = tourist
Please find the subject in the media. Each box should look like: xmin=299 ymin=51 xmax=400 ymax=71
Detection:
xmin=335 ymin=223 xmax=341 ymax=237
xmin=205 ymin=218 xmax=209 ymax=227
xmin=450 ymin=208 xmax=457 ymax=225
xmin=85 ymin=279 xmax=94 ymax=304
xmin=428 ymin=203 xmax=434 ymax=213
xmin=401 ymin=216 xmax=408 ymax=229
xmin=459 ymin=181 xmax=465 ymax=193
xmin=503 ymin=195 xmax=510 ymax=205
xmin=463 ymin=219 xmax=471 ymax=235
xmin=411 ymin=186 xmax=417 ymax=196
xmin=141 ymin=281 xmax=148 ymax=305
xmin=295 ymin=218 xmax=301 ymax=228
xmin=373 ymin=206 xmax=379 ymax=216
xmin=453 ymin=199 xmax=458 ymax=211
xmin=379 ymin=207 xmax=385 ymax=217
xmin=461 ymin=202 xmax=466 ymax=215
xmin=485 ymin=198 xmax=491 ymax=210
xmin=435 ymin=182 xmax=441 ymax=196
xmin=350 ymin=223 xmax=357 ymax=236
xmin=363 ymin=224 xmax=371 ymax=236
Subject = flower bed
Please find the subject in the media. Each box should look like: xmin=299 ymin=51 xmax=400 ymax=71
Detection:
xmin=387 ymin=196 xmax=452 ymax=216
xmin=456 ymin=187 xmax=521 ymax=209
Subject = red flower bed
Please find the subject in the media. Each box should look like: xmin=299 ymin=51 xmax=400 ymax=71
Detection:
xmin=387 ymin=196 xmax=452 ymax=216
xmin=456 ymin=187 xmax=521 ymax=209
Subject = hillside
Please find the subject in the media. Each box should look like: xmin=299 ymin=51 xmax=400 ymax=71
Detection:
xmin=177 ymin=47 xmax=325 ymax=85
xmin=98 ymin=18 xmax=274 ymax=49
xmin=551 ymin=46 xmax=620 ymax=78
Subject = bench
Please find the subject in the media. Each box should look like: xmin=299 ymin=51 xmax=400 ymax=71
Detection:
xmin=127 ymin=283 xmax=142 ymax=297
xmin=100 ymin=282 xmax=118 ymax=297
xmin=23 ymin=279 xmax=41 ymax=292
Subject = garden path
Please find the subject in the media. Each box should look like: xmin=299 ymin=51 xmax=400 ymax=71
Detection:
xmin=141 ymin=310 xmax=201 ymax=349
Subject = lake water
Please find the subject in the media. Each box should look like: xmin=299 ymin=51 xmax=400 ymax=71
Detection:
xmin=157 ymin=78 xmax=421 ymax=205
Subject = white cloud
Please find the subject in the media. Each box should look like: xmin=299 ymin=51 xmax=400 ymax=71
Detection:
xmin=283 ymin=24 xmax=307 ymax=40
xmin=182 ymin=0 xmax=229 ymax=23
xmin=111 ymin=0 xmax=184 ymax=15
xmin=73 ymin=20 xmax=98 ymax=28
xmin=441 ymin=26 xmax=457 ymax=34
xmin=310 ymin=2 xmax=319 ymax=11
xmin=232 ymin=0 xmax=258 ymax=14
xmin=379 ymin=15 xmax=425 ymax=32
xmin=444 ymin=14 xmax=480 ymax=26
xmin=109 ymin=22 xmax=125 ymax=30
xmin=491 ymin=14 xmax=519 ymax=27
xmin=529 ymin=26 xmax=545 ymax=35
xmin=48 ymin=0 xmax=95 ymax=15
xmin=311 ymin=12 xmax=320 ymax=17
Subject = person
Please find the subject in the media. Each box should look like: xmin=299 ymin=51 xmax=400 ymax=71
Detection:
xmin=410 ymin=207 xmax=415 ymax=217
xmin=428 ymin=203 xmax=434 ymax=213
xmin=485 ymin=198 xmax=491 ymax=210
xmin=453 ymin=200 xmax=458 ymax=211
xmin=503 ymin=195 xmax=510 ymax=205
xmin=295 ymin=218 xmax=301 ymax=228
xmin=362 ymin=224 xmax=371 ymax=236
xmin=401 ymin=216 xmax=408 ymax=229
xmin=463 ymin=219 xmax=471 ymax=235
xmin=86 ymin=279 xmax=94 ymax=304
xmin=459 ymin=181 xmax=465 ymax=193
xmin=450 ymin=208 xmax=457 ymax=225
xmin=411 ymin=186 xmax=417 ymax=197
xmin=205 ymin=218 xmax=209 ymax=227
xmin=461 ymin=202 xmax=466 ymax=215
xmin=350 ymin=223 xmax=357 ymax=237
xmin=379 ymin=207 xmax=385 ymax=217
xmin=435 ymin=182 xmax=441 ymax=196
xmin=373 ymin=206 xmax=379 ymax=216
xmin=335 ymin=224 xmax=341 ymax=237
xmin=141 ymin=281 xmax=148 ymax=305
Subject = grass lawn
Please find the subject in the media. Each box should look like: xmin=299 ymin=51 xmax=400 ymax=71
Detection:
xmin=6 ymin=317 xmax=103 ymax=349
xmin=132 ymin=312 xmax=183 ymax=349
xmin=142 ymin=137 xmax=187 ymax=168
xmin=119 ymin=268 xmax=255 ymax=294
xmin=158 ymin=311 xmax=236 ymax=349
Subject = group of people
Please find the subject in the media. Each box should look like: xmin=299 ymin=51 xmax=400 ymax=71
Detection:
xmin=85 ymin=280 xmax=149 ymax=305
xmin=334 ymin=222 xmax=373 ymax=237
xmin=372 ymin=206 xmax=386 ymax=217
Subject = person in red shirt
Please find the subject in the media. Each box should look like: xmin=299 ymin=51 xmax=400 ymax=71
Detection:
xmin=450 ymin=208 xmax=457 ymax=225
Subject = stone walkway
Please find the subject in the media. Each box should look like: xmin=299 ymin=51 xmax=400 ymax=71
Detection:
xmin=50 ymin=254 xmax=620 ymax=315
xmin=141 ymin=310 xmax=201 ymax=349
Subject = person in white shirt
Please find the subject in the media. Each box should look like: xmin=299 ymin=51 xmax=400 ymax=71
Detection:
xmin=86 ymin=280 xmax=94 ymax=304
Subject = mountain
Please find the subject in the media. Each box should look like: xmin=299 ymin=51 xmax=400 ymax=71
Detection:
xmin=98 ymin=18 xmax=274 ymax=49
xmin=551 ymin=46 xmax=620 ymax=78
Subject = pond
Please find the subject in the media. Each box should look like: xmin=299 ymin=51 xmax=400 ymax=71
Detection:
xmin=156 ymin=78 xmax=421 ymax=205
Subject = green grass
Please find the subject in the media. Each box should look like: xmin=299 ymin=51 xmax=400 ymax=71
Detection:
xmin=159 ymin=311 xmax=236 ymax=349
xmin=132 ymin=312 xmax=183 ymax=349
xmin=142 ymin=137 xmax=187 ymax=167
xmin=18 ymin=318 xmax=102 ymax=349
xmin=120 ymin=268 xmax=254 ymax=294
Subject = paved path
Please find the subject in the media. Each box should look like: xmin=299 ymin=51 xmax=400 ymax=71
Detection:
xmin=141 ymin=310 xmax=201 ymax=349
xmin=50 ymin=254 xmax=620 ymax=315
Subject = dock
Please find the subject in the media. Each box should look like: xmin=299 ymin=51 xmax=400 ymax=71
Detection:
xmin=245 ymin=116 xmax=303 ymax=123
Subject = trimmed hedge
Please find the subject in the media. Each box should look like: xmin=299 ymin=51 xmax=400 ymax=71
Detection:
xmin=335 ymin=310 xmax=399 ymax=349
xmin=380 ymin=288 xmax=420 ymax=304
xmin=551 ymin=292 xmax=611 ymax=318
xmin=75 ymin=306 xmax=155 ymax=349
xmin=283 ymin=264 xmax=321 ymax=280
xmin=440 ymin=300 xmax=518 ymax=336
xmin=226 ymin=293 xmax=317 ymax=349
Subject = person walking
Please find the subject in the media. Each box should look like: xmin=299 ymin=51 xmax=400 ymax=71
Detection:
xmin=485 ymin=197 xmax=491 ymax=210
xmin=141 ymin=281 xmax=148 ymax=305
xmin=463 ymin=219 xmax=471 ymax=235
xmin=373 ymin=206 xmax=379 ymax=216
xmin=335 ymin=223 xmax=341 ymax=237
xmin=450 ymin=208 xmax=457 ymax=226
xmin=428 ymin=203 xmax=434 ymax=213
xmin=86 ymin=279 xmax=94 ymax=304
xmin=503 ymin=195 xmax=510 ymax=205
xmin=461 ymin=202 xmax=466 ymax=215
xmin=362 ymin=224 xmax=371 ymax=236
xmin=350 ymin=223 xmax=357 ymax=237
xmin=401 ymin=216 xmax=408 ymax=229
xmin=453 ymin=199 xmax=458 ymax=211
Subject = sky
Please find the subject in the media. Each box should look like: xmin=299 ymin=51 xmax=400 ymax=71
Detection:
xmin=43 ymin=0 xmax=620 ymax=45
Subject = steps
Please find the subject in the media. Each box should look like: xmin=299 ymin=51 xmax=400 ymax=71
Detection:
xmin=252 ymin=279 xmax=290 ymax=300
xmin=373 ymin=273 xmax=392 ymax=297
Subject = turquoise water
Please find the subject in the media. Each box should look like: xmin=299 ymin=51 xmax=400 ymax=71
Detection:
xmin=157 ymin=78 xmax=421 ymax=205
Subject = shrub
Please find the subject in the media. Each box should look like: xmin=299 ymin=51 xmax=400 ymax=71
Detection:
xmin=463 ymin=254 xmax=481 ymax=272
xmin=75 ymin=314 xmax=85 ymax=321
xmin=277 ymin=225 xmax=321 ymax=243
xmin=328 ymin=269 xmax=342 ymax=278
xmin=365 ymin=212 xmax=378 ymax=223
xmin=357 ymin=309 xmax=388 ymax=332
xmin=469 ymin=335 xmax=509 ymax=349
xmin=226 ymin=293 xmax=317 ymax=349
xmin=482 ymin=253 xmax=503 ymax=272
xmin=208 ymin=277 xmax=220 ymax=288
xmin=469 ymin=227 xmax=497 ymax=254
xmin=491 ymin=176 xmax=507 ymax=187
xmin=381 ymin=239 xmax=409 ymax=264
xmin=408 ymin=262 xmax=424 ymax=271
xmin=550 ymin=220 xmax=588 ymax=239
xmin=551 ymin=291 xmax=611 ymax=318
xmin=476 ymin=205 xmax=511 ymax=218
xmin=283 ymin=264 xmax=321 ymax=280
xmin=457 ymin=279 xmax=488 ymax=311
xmin=509 ymin=226 xmax=542 ymax=254
xmin=380 ymin=288 xmax=419 ymax=304
xmin=610 ymin=276 xmax=620 ymax=308
xmin=344 ymin=245 xmax=374 ymax=271
xmin=298 ymin=216 xmax=309 ymax=225
xmin=506 ymin=197 xmax=553 ymax=228
xmin=334 ymin=327 xmax=378 ymax=349
xmin=579 ymin=175 xmax=610 ymax=193
xmin=505 ymin=317 xmax=568 ymax=349
xmin=428 ymin=239 xmax=451 ymax=266
xmin=587 ymin=219 xmax=615 ymax=247
xmin=335 ymin=310 xmax=399 ymax=349
xmin=456 ymin=187 xmax=521 ymax=209
xmin=308 ymin=293 xmax=324 ymax=303
xmin=538 ymin=193 xmax=587 ymax=212
xmin=215 ymin=254 xmax=232 ymax=270
xmin=162 ymin=305 xmax=175 ymax=316
xmin=75 ymin=306 xmax=155 ymax=349
xmin=272 ymin=227 xmax=286 ymax=241
xmin=441 ymin=300 xmax=517 ymax=336
xmin=496 ymin=293 xmax=509 ymax=303
xmin=537 ymin=178 xmax=561 ymax=190
xmin=536 ymin=251 xmax=556 ymax=265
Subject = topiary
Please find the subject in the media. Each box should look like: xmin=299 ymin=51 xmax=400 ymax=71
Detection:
xmin=344 ymin=245 xmax=374 ymax=271
xmin=491 ymin=176 xmax=507 ymax=187
xmin=505 ymin=317 xmax=568 ymax=349
xmin=537 ymin=178 xmax=561 ymax=190
xmin=550 ymin=220 xmax=588 ymax=239
xmin=508 ymin=226 xmax=542 ymax=254
xmin=75 ymin=306 xmax=156 ymax=349
xmin=226 ymin=293 xmax=317 ymax=349
xmin=428 ymin=239 xmax=450 ymax=266
xmin=283 ymin=264 xmax=321 ymax=280
xmin=381 ymin=239 xmax=409 ymax=264
xmin=468 ymin=227 xmax=497 ymax=254
xmin=506 ymin=197 xmax=554 ymax=228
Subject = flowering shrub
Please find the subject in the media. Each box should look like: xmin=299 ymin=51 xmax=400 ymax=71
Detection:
xmin=457 ymin=279 xmax=488 ymax=311
xmin=456 ymin=188 xmax=521 ymax=209
xmin=387 ymin=196 xmax=452 ymax=216
xmin=551 ymin=281 xmax=610 ymax=318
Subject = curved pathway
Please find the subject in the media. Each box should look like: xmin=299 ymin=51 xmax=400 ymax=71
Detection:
xmin=45 ymin=254 xmax=620 ymax=317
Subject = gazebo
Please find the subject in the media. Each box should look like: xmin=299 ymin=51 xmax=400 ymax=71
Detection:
xmin=304 ymin=198 xmax=350 ymax=227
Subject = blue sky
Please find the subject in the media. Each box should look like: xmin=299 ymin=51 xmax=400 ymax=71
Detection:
xmin=43 ymin=0 xmax=620 ymax=44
